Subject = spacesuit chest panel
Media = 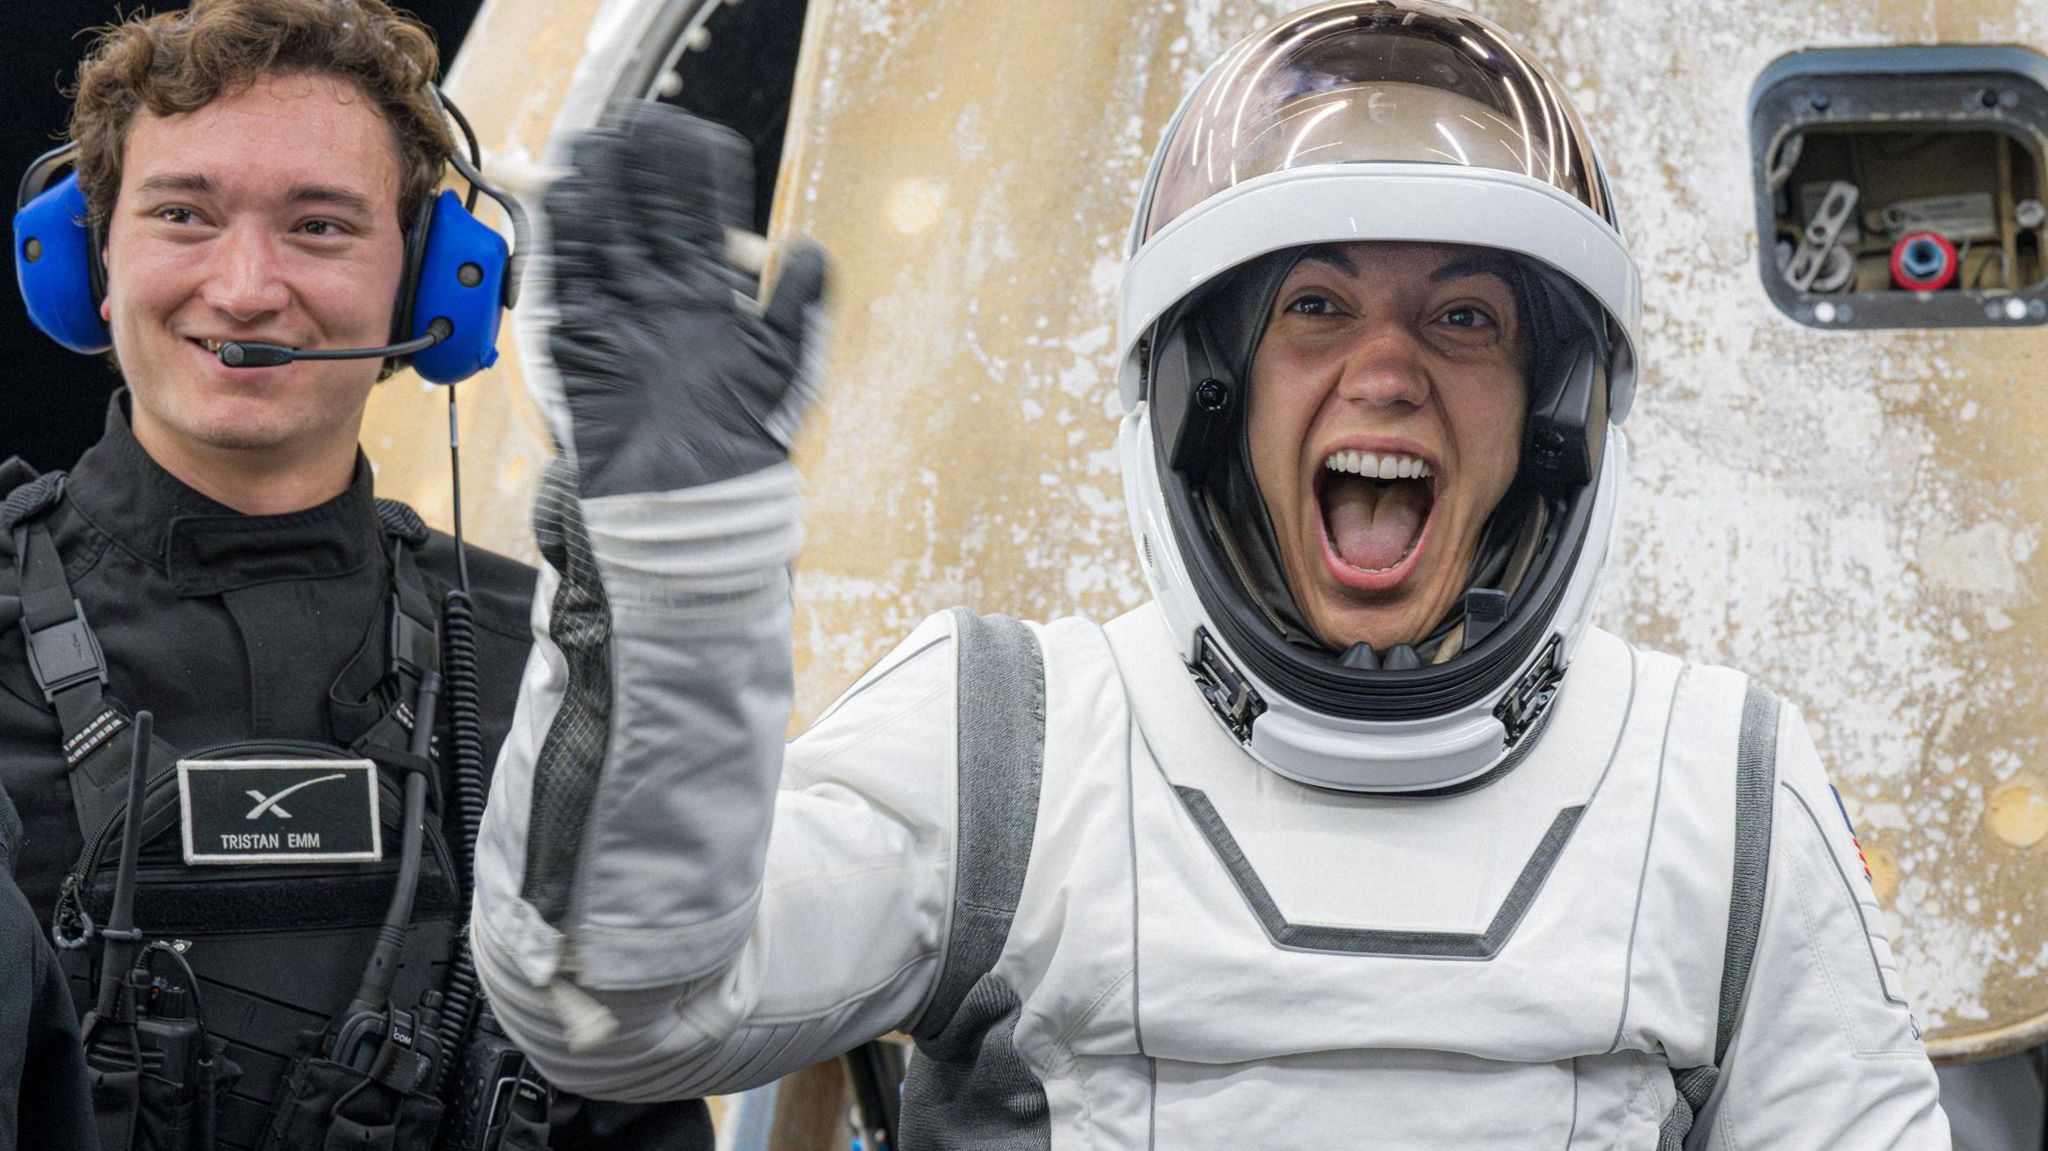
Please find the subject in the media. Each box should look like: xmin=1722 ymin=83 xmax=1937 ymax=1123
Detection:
xmin=1099 ymin=607 xmax=1703 ymax=1074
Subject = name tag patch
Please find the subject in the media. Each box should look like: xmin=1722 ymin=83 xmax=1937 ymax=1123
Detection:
xmin=178 ymin=759 xmax=383 ymax=865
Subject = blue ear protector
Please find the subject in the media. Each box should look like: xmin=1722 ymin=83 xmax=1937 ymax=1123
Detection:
xmin=11 ymin=86 xmax=524 ymax=385
xmin=13 ymin=147 xmax=104 ymax=356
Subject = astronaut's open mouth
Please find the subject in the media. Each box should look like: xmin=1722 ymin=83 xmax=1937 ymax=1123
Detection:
xmin=1317 ymin=450 xmax=1436 ymax=574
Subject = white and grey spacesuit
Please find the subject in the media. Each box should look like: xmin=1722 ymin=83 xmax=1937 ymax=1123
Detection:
xmin=472 ymin=3 xmax=1951 ymax=1146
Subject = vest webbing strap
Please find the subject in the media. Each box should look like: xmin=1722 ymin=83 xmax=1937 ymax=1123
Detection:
xmin=9 ymin=481 xmax=443 ymax=844
xmin=13 ymin=516 xmax=155 ymax=840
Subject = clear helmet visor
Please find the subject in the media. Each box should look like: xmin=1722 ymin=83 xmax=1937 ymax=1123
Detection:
xmin=1137 ymin=0 xmax=1612 ymax=246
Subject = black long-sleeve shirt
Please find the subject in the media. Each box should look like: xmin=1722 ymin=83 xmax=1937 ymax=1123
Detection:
xmin=0 ymin=396 xmax=710 ymax=1150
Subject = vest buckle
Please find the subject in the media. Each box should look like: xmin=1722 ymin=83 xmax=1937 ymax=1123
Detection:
xmin=22 ymin=596 xmax=108 ymax=702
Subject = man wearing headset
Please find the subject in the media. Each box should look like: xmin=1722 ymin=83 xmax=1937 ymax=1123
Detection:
xmin=0 ymin=1 xmax=710 ymax=1147
xmin=477 ymin=2 xmax=1947 ymax=1147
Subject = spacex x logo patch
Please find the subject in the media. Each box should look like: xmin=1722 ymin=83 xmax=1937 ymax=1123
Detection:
xmin=243 ymin=773 xmax=349 ymax=820
xmin=179 ymin=759 xmax=383 ymax=864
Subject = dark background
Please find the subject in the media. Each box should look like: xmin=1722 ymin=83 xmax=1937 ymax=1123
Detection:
xmin=0 ymin=1 xmax=484 ymax=472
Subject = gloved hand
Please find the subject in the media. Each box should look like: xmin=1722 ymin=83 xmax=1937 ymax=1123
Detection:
xmin=542 ymin=101 xmax=829 ymax=498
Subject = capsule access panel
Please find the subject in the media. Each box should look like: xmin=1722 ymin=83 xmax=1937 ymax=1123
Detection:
xmin=1752 ymin=45 xmax=2048 ymax=330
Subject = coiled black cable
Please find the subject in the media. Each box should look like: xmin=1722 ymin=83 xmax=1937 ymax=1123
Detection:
xmin=434 ymin=591 xmax=490 ymax=1076
xmin=441 ymin=591 xmax=486 ymax=901
xmin=434 ymin=378 xmax=493 ymax=1082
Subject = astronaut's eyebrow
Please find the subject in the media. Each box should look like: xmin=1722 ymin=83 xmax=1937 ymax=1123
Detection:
xmin=1427 ymin=253 xmax=1518 ymax=287
xmin=1293 ymin=247 xmax=1517 ymax=289
xmin=1297 ymin=246 xmax=1360 ymax=275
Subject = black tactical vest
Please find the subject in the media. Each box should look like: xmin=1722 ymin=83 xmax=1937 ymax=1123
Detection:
xmin=7 ymin=463 xmax=481 ymax=1150
xmin=0 ymin=407 xmax=712 ymax=1149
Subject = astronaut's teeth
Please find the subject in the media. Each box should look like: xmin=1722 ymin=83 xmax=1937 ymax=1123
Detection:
xmin=1323 ymin=451 xmax=1432 ymax=480
xmin=201 ymin=339 xmax=220 ymax=352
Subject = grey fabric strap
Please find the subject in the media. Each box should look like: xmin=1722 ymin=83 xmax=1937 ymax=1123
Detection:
xmin=1716 ymin=683 xmax=1780 ymax=1060
xmin=901 ymin=609 xmax=1051 ymax=1151
xmin=912 ymin=610 xmax=1048 ymax=1033
xmin=1658 ymin=680 xmax=1781 ymax=1150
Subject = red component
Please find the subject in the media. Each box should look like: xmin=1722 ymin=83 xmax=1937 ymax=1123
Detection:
xmin=1890 ymin=230 xmax=1958 ymax=291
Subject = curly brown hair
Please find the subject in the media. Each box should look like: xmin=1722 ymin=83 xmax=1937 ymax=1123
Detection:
xmin=68 ymin=0 xmax=453 ymax=237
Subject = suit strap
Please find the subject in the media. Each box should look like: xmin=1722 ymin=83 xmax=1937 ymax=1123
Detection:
xmin=912 ymin=609 xmax=1046 ymax=1037
xmin=1659 ymin=680 xmax=1780 ymax=1150
xmin=900 ymin=610 xmax=1052 ymax=1151
xmin=1716 ymin=683 xmax=1780 ymax=1059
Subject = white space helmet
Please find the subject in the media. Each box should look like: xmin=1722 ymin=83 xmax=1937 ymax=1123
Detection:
xmin=1117 ymin=0 xmax=1642 ymax=793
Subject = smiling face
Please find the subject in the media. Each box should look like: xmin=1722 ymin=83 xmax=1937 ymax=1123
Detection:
xmin=100 ymin=71 xmax=406 ymax=491
xmin=1246 ymin=241 xmax=1531 ymax=652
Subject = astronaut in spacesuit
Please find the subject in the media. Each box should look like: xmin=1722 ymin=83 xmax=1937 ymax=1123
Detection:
xmin=471 ymin=3 xmax=1951 ymax=1146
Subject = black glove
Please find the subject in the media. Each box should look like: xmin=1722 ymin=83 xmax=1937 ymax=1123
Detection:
xmin=543 ymin=102 xmax=829 ymax=498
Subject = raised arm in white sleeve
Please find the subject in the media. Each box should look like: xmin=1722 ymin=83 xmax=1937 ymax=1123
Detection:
xmin=472 ymin=468 xmax=960 ymax=1101
xmin=469 ymin=101 xmax=956 ymax=1101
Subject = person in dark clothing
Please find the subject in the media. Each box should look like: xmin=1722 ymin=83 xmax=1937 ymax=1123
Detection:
xmin=1 ymin=401 xmax=709 ymax=1149
xmin=0 ymin=402 xmax=535 ymax=944
xmin=0 ymin=0 xmax=713 ymax=1147
xmin=0 ymin=786 xmax=95 ymax=1151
